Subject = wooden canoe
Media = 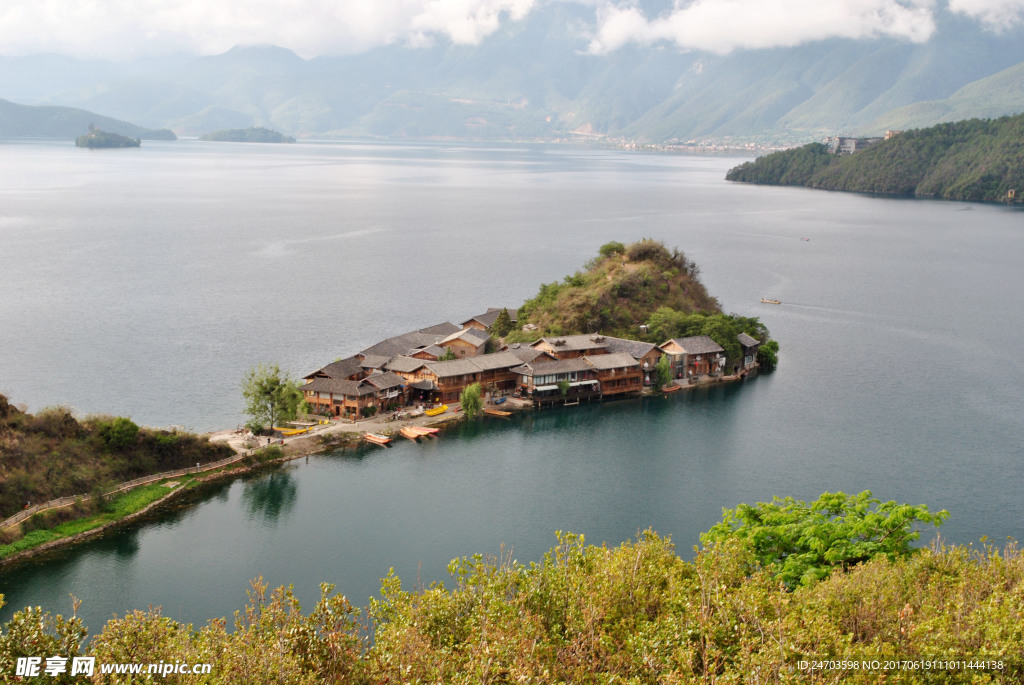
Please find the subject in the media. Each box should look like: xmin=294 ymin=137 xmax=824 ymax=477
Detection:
xmin=364 ymin=433 xmax=391 ymax=445
xmin=399 ymin=427 xmax=421 ymax=441
xmin=408 ymin=426 xmax=438 ymax=436
xmin=662 ymin=384 xmax=682 ymax=394
xmin=484 ymin=408 xmax=512 ymax=417
xmin=760 ymin=298 xmax=782 ymax=305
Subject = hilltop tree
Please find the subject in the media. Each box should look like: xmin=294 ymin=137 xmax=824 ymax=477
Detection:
xmin=242 ymin=364 xmax=303 ymax=434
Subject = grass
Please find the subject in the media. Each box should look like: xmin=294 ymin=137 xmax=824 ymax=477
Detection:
xmin=0 ymin=482 xmax=184 ymax=560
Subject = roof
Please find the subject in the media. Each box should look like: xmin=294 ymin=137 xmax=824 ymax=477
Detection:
xmin=425 ymin=358 xmax=482 ymax=378
xmin=465 ymin=351 xmax=524 ymax=371
xmin=662 ymin=335 xmax=725 ymax=355
xmin=300 ymin=378 xmax=376 ymax=397
xmin=504 ymin=346 xmax=557 ymax=363
xmin=413 ymin=344 xmax=447 ymax=359
xmin=386 ymin=356 xmax=428 ymax=374
xmin=304 ymin=356 xmax=363 ymax=380
xmin=737 ymin=332 xmax=761 ymax=347
xmin=532 ymin=334 xmax=610 ymax=353
xmin=409 ymin=379 xmax=437 ymax=391
xmin=418 ymin=321 xmax=461 ymax=336
xmin=460 ymin=307 xmax=517 ymax=328
xmin=440 ymin=327 xmax=490 ymax=346
xmin=360 ymin=354 xmax=391 ymax=369
xmin=363 ymin=371 xmax=405 ymax=390
xmin=512 ymin=358 xmax=594 ymax=377
xmin=583 ymin=352 xmax=640 ymax=370
xmin=601 ymin=335 xmax=659 ymax=360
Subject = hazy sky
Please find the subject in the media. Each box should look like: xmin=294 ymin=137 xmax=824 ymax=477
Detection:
xmin=1 ymin=0 xmax=1021 ymax=60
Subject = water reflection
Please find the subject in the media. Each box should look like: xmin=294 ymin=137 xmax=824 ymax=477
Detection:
xmin=240 ymin=468 xmax=298 ymax=524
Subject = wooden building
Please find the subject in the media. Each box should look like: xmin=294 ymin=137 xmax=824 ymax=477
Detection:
xmin=300 ymin=378 xmax=379 ymax=419
xmin=737 ymin=333 xmax=761 ymax=373
xmin=530 ymin=334 xmax=610 ymax=360
xmin=511 ymin=358 xmax=601 ymax=406
xmin=599 ymin=336 xmax=663 ymax=386
xmin=461 ymin=307 xmax=518 ymax=332
xmin=659 ymin=335 xmax=726 ymax=382
xmin=583 ymin=352 xmax=643 ymax=397
xmin=438 ymin=327 xmax=490 ymax=358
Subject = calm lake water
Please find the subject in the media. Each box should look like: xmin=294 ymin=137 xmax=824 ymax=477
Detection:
xmin=0 ymin=139 xmax=1022 ymax=631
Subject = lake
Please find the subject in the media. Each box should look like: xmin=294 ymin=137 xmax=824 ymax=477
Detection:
xmin=0 ymin=139 xmax=1021 ymax=631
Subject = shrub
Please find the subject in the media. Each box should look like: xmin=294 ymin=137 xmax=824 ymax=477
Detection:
xmin=97 ymin=417 xmax=140 ymax=451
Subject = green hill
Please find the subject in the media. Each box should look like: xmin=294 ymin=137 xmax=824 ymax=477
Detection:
xmin=75 ymin=128 xmax=140 ymax=148
xmin=726 ymin=114 xmax=1024 ymax=202
xmin=0 ymin=98 xmax=175 ymax=140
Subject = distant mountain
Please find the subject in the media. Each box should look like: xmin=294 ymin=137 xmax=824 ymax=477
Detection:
xmin=725 ymin=114 xmax=1024 ymax=203
xmin=0 ymin=98 xmax=176 ymax=140
xmin=5 ymin=6 xmax=1024 ymax=143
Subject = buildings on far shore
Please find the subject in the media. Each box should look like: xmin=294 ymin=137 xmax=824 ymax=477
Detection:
xmin=299 ymin=308 xmax=762 ymax=419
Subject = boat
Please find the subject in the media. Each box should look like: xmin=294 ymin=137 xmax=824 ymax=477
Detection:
xmin=363 ymin=433 xmax=391 ymax=445
xmin=399 ymin=427 xmax=421 ymax=441
xmin=408 ymin=426 xmax=438 ymax=436
xmin=492 ymin=396 xmax=507 ymax=405
xmin=760 ymin=298 xmax=782 ymax=305
xmin=662 ymin=384 xmax=682 ymax=394
xmin=483 ymin=408 xmax=512 ymax=417
xmin=425 ymin=404 xmax=448 ymax=416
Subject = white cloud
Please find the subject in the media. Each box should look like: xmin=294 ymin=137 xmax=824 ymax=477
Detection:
xmin=0 ymin=0 xmax=537 ymax=59
xmin=949 ymin=0 xmax=1024 ymax=28
xmin=588 ymin=0 xmax=938 ymax=55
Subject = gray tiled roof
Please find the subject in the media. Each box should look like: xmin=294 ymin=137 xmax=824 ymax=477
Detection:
xmin=441 ymin=327 xmax=490 ymax=346
xmin=461 ymin=308 xmax=517 ymax=328
xmin=466 ymin=351 xmax=524 ymax=371
xmin=385 ymin=356 xmax=428 ymax=373
xmin=425 ymin=358 xmax=482 ymax=378
xmin=737 ymin=332 xmax=761 ymax=347
xmin=305 ymin=356 xmax=363 ymax=380
xmin=664 ymin=335 xmax=725 ymax=355
xmin=504 ymin=346 xmax=556 ymax=363
xmin=363 ymin=371 xmax=405 ymax=390
xmin=416 ymin=345 xmax=447 ymax=358
xmin=512 ymin=358 xmax=593 ymax=377
xmin=360 ymin=354 xmax=392 ymax=369
xmin=583 ymin=352 xmax=640 ymax=370
xmin=532 ymin=334 xmax=610 ymax=352
xmin=601 ymin=335 xmax=659 ymax=359
xmin=418 ymin=321 xmax=461 ymax=336
xmin=301 ymin=378 xmax=376 ymax=397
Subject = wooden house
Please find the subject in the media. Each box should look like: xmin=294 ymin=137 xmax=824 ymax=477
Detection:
xmin=420 ymin=358 xmax=482 ymax=404
xmin=599 ymin=336 xmax=663 ymax=386
xmin=737 ymin=333 xmax=761 ymax=372
xmin=302 ymin=356 xmax=365 ymax=383
xmin=510 ymin=358 xmax=601 ymax=406
xmin=461 ymin=307 xmax=518 ymax=332
xmin=659 ymin=336 xmax=726 ymax=382
xmin=583 ymin=352 xmax=642 ymax=397
xmin=464 ymin=351 xmax=526 ymax=393
xmin=300 ymin=378 xmax=379 ymax=419
xmin=438 ymin=327 xmax=490 ymax=358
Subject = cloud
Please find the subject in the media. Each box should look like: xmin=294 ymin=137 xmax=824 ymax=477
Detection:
xmin=587 ymin=0 xmax=939 ymax=55
xmin=0 ymin=0 xmax=537 ymax=59
xmin=949 ymin=0 xmax=1024 ymax=28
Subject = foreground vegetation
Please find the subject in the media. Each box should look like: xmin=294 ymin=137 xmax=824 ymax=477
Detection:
xmin=511 ymin=240 xmax=777 ymax=370
xmin=0 ymin=393 xmax=232 ymax=522
xmin=726 ymin=114 xmax=1024 ymax=202
xmin=1 ymin=491 xmax=1018 ymax=683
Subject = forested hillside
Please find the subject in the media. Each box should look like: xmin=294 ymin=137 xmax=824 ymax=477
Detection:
xmin=727 ymin=114 xmax=1024 ymax=202
xmin=0 ymin=98 xmax=175 ymax=140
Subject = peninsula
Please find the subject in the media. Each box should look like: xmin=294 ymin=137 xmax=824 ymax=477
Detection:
xmin=199 ymin=126 xmax=296 ymax=143
xmin=726 ymin=113 xmax=1024 ymax=203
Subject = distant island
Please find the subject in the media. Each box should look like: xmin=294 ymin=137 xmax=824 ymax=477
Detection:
xmin=726 ymin=113 xmax=1024 ymax=203
xmin=199 ymin=126 xmax=295 ymax=143
xmin=75 ymin=126 xmax=140 ymax=148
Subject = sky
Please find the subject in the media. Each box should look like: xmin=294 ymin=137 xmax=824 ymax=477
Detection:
xmin=1 ymin=0 xmax=1022 ymax=60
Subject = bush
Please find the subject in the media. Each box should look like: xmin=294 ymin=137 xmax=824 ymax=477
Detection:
xmin=97 ymin=417 xmax=140 ymax=451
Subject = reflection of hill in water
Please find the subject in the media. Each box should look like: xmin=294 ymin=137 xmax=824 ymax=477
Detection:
xmin=241 ymin=469 xmax=298 ymax=524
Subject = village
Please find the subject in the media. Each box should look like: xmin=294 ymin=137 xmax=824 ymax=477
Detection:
xmin=298 ymin=307 xmax=763 ymax=423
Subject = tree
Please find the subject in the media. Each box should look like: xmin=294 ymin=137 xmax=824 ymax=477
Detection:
xmin=439 ymin=347 xmax=457 ymax=361
xmin=459 ymin=383 xmax=482 ymax=419
xmin=757 ymin=339 xmax=779 ymax=372
xmin=242 ymin=364 xmax=302 ymax=434
xmin=491 ymin=308 xmax=513 ymax=337
xmin=557 ymin=379 xmax=570 ymax=396
xmin=654 ymin=354 xmax=672 ymax=391
xmin=700 ymin=490 xmax=948 ymax=588
xmin=97 ymin=417 xmax=139 ymax=451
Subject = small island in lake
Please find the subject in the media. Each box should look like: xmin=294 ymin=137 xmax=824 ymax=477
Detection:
xmin=199 ymin=126 xmax=296 ymax=143
xmin=726 ymin=112 xmax=1024 ymax=203
xmin=74 ymin=126 xmax=141 ymax=148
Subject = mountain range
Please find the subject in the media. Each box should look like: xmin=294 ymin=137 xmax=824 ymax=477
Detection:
xmin=2 ymin=3 xmax=1024 ymax=143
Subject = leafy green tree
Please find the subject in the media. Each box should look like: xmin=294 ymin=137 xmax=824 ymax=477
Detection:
xmin=557 ymin=379 xmax=570 ymax=396
xmin=459 ymin=382 xmax=483 ymax=418
xmin=654 ymin=353 xmax=672 ymax=390
xmin=757 ymin=339 xmax=779 ymax=372
xmin=242 ymin=364 xmax=302 ymax=434
xmin=96 ymin=417 xmax=139 ymax=451
xmin=701 ymin=490 xmax=948 ymax=588
xmin=438 ymin=347 xmax=457 ymax=361
xmin=598 ymin=241 xmax=626 ymax=259
xmin=491 ymin=308 xmax=513 ymax=337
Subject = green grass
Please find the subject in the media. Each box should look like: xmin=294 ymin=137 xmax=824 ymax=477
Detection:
xmin=0 ymin=483 xmax=183 ymax=560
